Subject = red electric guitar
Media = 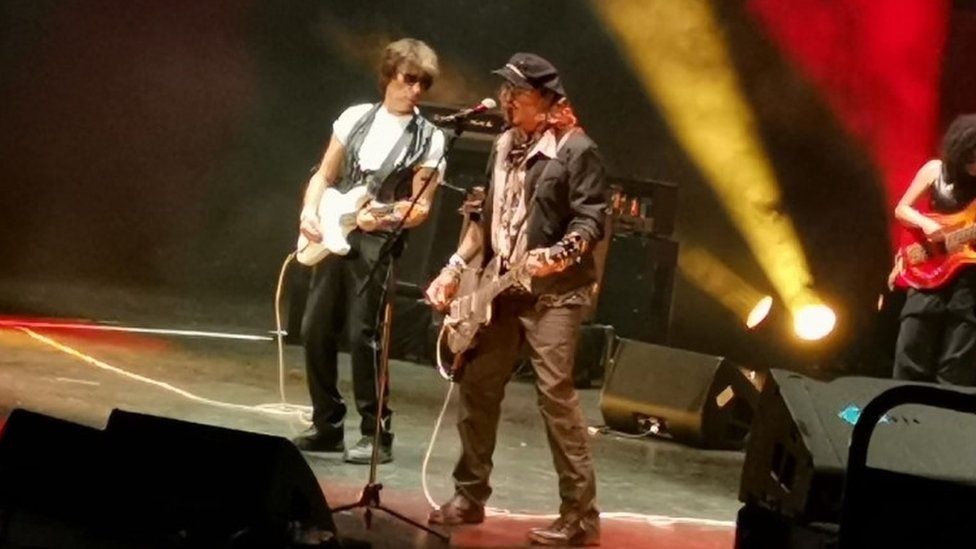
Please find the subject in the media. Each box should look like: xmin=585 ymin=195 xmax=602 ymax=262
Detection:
xmin=895 ymin=200 xmax=976 ymax=290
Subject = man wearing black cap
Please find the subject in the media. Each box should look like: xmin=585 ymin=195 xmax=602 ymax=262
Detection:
xmin=425 ymin=52 xmax=605 ymax=546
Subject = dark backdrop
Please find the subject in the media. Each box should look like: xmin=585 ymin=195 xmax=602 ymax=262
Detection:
xmin=5 ymin=0 xmax=963 ymax=375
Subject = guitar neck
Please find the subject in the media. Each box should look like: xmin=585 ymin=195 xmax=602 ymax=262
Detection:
xmin=950 ymin=224 xmax=976 ymax=246
xmin=477 ymin=241 xmax=582 ymax=302
xmin=482 ymin=270 xmax=519 ymax=302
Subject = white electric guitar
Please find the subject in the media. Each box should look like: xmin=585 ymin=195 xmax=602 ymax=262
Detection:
xmin=295 ymin=186 xmax=372 ymax=266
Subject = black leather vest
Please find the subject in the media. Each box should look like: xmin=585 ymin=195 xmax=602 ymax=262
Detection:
xmin=334 ymin=104 xmax=437 ymax=203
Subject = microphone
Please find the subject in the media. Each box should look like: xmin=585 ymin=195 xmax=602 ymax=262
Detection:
xmin=434 ymin=98 xmax=497 ymax=124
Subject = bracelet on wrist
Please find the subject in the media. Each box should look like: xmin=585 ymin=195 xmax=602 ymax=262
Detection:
xmin=447 ymin=253 xmax=467 ymax=270
xmin=441 ymin=265 xmax=462 ymax=279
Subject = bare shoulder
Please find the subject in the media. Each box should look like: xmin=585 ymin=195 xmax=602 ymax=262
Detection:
xmin=918 ymin=159 xmax=942 ymax=180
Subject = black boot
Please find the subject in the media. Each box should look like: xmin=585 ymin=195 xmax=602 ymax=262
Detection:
xmin=292 ymin=427 xmax=344 ymax=453
xmin=528 ymin=513 xmax=600 ymax=546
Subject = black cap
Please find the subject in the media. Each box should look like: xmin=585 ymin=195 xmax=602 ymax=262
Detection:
xmin=492 ymin=52 xmax=565 ymax=97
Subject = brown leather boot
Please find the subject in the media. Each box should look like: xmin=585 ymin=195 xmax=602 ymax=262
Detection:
xmin=528 ymin=514 xmax=600 ymax=546
xmin=427 ymin=493 xmax=485 ymax=525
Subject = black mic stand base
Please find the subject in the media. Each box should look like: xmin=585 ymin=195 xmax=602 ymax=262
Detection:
xmin=331 ymin=481 xmax=449 ymax=540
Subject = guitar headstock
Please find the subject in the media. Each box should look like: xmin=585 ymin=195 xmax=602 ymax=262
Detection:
xmin=548 ymin=233 xmax=587 ymax=265
xmin=514 ymin=234 xmax=588 ymax=287
xmin=510 ymin=233 xmax=589 ymax=289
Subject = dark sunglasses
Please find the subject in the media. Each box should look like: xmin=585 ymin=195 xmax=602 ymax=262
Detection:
xmin=400 ymin=72 xmax=432 ymax=90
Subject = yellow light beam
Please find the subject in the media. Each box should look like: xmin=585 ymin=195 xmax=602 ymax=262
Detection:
xmin=592 ymin=0 xmax=817 ymax=311
xmin=679 ymin=246 xmax=769 ymax=323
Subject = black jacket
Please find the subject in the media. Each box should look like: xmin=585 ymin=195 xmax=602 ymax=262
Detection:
xmin=479 ymin=129 xmax=608 ymax=297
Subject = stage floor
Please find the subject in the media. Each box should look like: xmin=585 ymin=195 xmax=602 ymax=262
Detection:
xmin=0 ymin=279 xmax=741 ymax=548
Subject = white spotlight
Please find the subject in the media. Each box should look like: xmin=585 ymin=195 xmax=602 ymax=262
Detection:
xmin=746 ymin=296 xmax=774 ymax=329
xmin=793 ymin=304 xmax=836 ymax=341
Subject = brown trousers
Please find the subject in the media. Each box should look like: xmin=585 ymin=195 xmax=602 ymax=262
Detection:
xmin=452 ymin=294 xmax=598 ymax=521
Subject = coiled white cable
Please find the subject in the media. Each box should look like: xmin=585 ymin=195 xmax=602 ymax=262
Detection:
xmin=272 ymin=253 xmax=313 ymax=426
xmin=421 ymin=323 xmax=456 ymax=510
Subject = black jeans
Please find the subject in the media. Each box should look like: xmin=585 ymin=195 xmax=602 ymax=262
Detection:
xmin=894 ymin=270 xmax=976 ymax=386
xmin=300 ymin=231 xmax=394 ymax=443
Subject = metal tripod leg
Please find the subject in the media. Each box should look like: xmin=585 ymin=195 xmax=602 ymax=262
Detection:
xmin=331 ymin=259 xmax=449 ymax=543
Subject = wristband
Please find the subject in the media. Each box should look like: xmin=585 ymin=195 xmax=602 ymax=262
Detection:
xmin=447 ymin=253 xmax=467 ymax=270
xmin=440 ymin=265 xmax=462 ymax=280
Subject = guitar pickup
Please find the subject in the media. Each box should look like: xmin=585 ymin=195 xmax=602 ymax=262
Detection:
xmin=904 ymin=244 xmax=928 ymax=265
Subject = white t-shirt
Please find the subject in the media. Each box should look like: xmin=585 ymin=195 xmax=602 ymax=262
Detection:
xmin=332 ymin=103 xmax=445 ymax=173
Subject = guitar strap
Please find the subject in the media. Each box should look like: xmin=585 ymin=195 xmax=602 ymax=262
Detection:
xmin=368 ymin=116 xmax=419 ymax=201
xmin=339 ymin=103 xmax=382 ymax=193
xmin=341 ymin=103 xmax=436 ymax=202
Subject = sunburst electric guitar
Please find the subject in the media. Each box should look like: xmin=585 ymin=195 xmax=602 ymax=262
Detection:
xmin=438 ymin=240 xmax=580 ymax=381
xmin=896 ymin=200 xmax=976 ymax=290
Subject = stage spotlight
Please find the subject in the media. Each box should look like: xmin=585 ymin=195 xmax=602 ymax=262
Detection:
xmin=793 ymin=304 xmax=836 ymax=341
xmin=746 ymin=296 xmax=774 ymax=329
xmin=678 ymin=247 xmax=771 ymax=325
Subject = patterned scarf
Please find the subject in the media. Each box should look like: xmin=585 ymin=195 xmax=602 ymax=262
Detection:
xmin=497 ymin=130 xmax=542 ymax=268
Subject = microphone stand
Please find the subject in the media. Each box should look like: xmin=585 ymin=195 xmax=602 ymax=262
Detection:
xmin=330 ymin=119 xmax=466 ymax=543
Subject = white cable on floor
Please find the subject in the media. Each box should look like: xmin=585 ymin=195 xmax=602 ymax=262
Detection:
xmin=271 ymin=252 xmax=313 ymax=426
xmin=421 ymin=382 xmax=454 ymax=510
xmin=17 ymin=327 xmax=310 ymax=421
xmin=591 ymin=425 xmax=656 ymax=439
xmin=275 ymin=252 xmax=295 ymax=403
xmin=11 ymin=253 xmax=318 ymax=424
xmin=422 ymin=324 xmax=456 ymax=510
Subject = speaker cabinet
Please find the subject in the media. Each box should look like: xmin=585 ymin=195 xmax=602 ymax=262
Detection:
xmin=600 ymin=339 xmax=758 ymax=449
xmin=594 ymin=235 xmax=677 ymax=344
xmin=0 ymin=409 xmax=112 ymax=548
xmin=740 ymin=370 xmax=976 ymax=523
xmin=397 ymin=186 xmax=466 ymax=290
xmin=0 ymin=408 xmax=336 ymax=548
xmin=737 ymin=371 xmax=976 ymax=549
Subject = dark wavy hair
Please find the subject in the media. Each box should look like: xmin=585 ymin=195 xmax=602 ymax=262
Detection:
xmin=942 ymin=114 xmax=976 ymax=187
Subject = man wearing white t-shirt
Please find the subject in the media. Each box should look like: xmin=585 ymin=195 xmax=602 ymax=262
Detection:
xmin=293 ymin=38 xmax=445 ymax=464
